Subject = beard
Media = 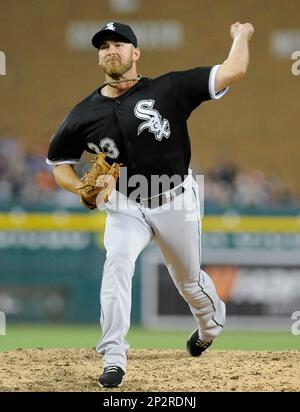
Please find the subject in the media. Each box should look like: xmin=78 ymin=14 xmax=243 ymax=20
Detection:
xmin=100 ymin=55 xmax=134 ymax=79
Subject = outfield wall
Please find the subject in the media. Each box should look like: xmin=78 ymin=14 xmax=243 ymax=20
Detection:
xmin=0 ymin=209 xmax=300 ymax=329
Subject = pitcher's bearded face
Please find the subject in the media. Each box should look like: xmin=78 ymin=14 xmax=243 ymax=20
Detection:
xmin=98 ymin=41 xmax=136 ymax=79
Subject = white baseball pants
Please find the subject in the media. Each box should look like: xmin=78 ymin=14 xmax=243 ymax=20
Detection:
xmin=96 ymin=173 xmax=226 ymax=371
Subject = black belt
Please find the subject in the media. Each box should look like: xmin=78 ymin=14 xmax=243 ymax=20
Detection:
xmin=137 ymin=186 xmax=185 ymax=209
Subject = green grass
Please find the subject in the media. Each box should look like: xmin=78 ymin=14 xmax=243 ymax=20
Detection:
xmin=0 ymin=324 xmax=299 ymax=352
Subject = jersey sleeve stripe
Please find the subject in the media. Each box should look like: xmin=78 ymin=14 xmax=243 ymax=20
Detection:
xmin=46 ymin=158 xmax=80 ymax=165
xmin=209 ymin=64 xmax=229 ymax=100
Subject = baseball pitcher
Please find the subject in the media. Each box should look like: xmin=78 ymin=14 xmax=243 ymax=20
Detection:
xmin=47 ymin=21 xmax=254 ymax=388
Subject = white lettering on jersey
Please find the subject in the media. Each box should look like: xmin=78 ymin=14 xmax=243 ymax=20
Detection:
xmin=134 ymin=99 xmax=171 ymax=141
xmin=100 ymin=138 xmax=119 ymax=159
xmin=87 ymin=138 xmax=119 ymax=159
xmin=87 ymin=142 xmax=100 ymax=154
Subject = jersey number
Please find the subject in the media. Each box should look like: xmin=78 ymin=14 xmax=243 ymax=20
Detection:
xmin=87 ymin=138 xmax=119 ymax=159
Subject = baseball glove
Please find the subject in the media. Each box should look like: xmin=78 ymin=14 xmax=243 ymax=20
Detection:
xmin=79 ymin=153 xmax=121 ymax=210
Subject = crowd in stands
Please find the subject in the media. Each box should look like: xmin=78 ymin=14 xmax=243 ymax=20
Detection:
xmin=0 ymin=137 xmax=298 ymax=210
xmin=202 ymin=162 xmax=297 ymax=210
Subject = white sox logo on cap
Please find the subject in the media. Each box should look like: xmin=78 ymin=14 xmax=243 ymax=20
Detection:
xmin=105 ymin=22 xmax=116 ymax=31
xmin=134 ymin=99 xmax=171 ymax=141
xmin=92 ymin=22 xmax=138 ymax=48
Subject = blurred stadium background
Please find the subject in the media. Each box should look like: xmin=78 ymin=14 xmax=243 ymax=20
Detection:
xmin=0 ymin=0 xmax=300 ymax=351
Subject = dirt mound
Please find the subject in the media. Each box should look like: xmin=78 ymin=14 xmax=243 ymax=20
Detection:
xmin=0 ymin=349 xmax=299 ymax=392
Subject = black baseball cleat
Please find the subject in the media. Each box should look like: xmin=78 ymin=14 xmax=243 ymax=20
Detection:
xmin=98 ymin=365 xmax=125 ymax=388
xmin=187 ymin=330 xmax=212 ymax=357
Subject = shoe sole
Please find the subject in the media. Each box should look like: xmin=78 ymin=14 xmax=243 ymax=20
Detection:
xmin=98 ymin=376 xmax=124 ymax=389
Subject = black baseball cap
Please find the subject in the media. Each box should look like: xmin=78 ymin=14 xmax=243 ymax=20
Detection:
xmin=92 ymin=22 xmax=138 ymax=49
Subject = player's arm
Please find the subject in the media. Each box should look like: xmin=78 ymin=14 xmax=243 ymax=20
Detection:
xmin=53 ymin=164 xmax=82 ymax=195
xmin=215 ymin=22 xmax=254 ymax=92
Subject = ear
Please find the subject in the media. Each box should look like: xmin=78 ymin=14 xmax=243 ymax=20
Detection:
xmin=132 ymin=47 xmax=141 ymax=62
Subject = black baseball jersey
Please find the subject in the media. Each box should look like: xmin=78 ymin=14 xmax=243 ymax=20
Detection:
xmin=47 ymin=65 xmax=227 ymax=197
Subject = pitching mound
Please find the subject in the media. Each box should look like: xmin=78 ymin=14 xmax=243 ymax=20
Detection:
xmin=0 ymin=349 xmax=299 ymax=392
